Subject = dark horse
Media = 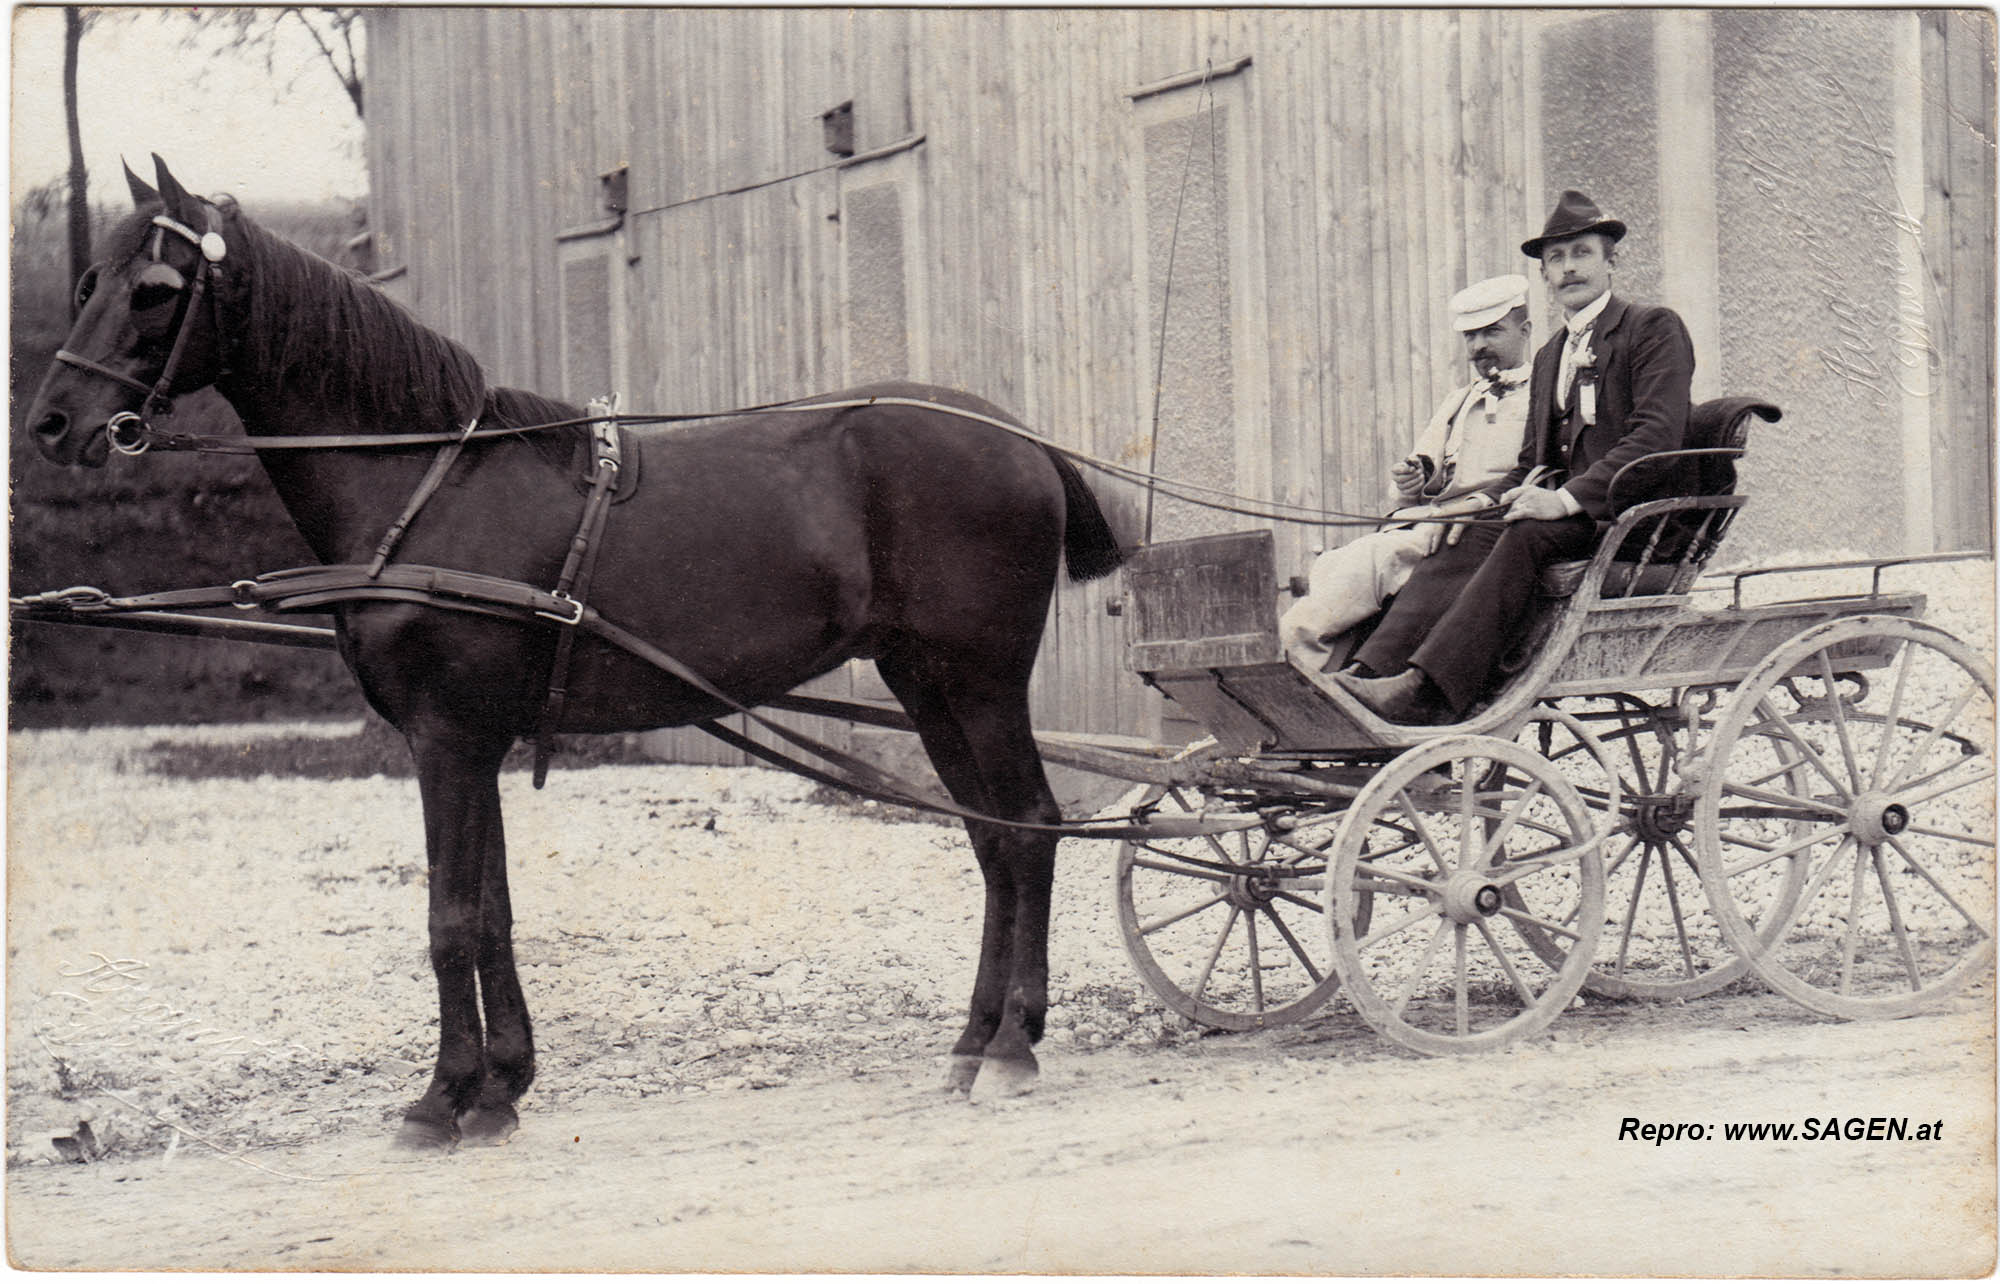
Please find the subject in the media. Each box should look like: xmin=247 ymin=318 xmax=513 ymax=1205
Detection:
xmin=26 ymin=158 xmax=1125 ymax=1150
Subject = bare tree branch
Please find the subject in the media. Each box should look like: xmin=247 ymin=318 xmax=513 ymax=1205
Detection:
xmin=172 ymin=7 xmax=364 ymax=121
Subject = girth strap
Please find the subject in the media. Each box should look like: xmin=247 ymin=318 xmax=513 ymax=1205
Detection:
xmin=532 ymin=411 xmax=623 ymax=786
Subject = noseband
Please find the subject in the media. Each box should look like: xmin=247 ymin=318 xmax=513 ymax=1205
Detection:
xmin=55 ymin=208 xmax=228 ymax=455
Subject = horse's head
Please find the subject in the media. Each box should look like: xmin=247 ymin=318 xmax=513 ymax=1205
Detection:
xmin=27 ymin=156 xmax=232 ymax=467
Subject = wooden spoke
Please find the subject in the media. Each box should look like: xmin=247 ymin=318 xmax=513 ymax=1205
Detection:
xmin=1329 ymin=735 xmax=1601 ymax=1053
xmin=1814 ymin=649 xmax=1867 ymax=792
xmin=1138 ymin=892 xmax=1230 ymax=936
xmin=1883 ymin=834 xmax=1991 ymax=939
xmin=1115 ymin=788 xmax=1349 ymax=1030
xmin=1190 ymin=905 xmax=1241 ymax=1007
xmin=1697 ymin=618 xmax=1994 ymax=1019
xmin=1389 ymin=918 xmax=1455 ymax=1020
xmin=1868 ymin=639 xmax=1918 ymax=784
xmin=1872 ymin=846 xmax=1924 ymax=991
xmin=1757 ymin=694 xmax=1857 ymax=804
xmin=1261 ymin=903 xmax=1324 ymax=984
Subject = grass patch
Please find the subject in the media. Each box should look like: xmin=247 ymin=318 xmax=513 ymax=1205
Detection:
xmin=799 ymin=783 xmax=958 ymax=828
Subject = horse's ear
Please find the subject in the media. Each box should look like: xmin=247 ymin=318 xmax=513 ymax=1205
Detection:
xmin=151 ymin=155 xmax=198 ymax=221
xmin=125 ymin=159 xmax=159 ymax=208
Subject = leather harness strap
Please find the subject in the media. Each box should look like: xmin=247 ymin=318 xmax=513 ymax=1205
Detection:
xmin=12 ymin=555 xmax=1256 ymax=840
xmin=532 ymin=416 xmax=623 ymax=786
xmin=367 ymin=418 xmax=483 ymax=577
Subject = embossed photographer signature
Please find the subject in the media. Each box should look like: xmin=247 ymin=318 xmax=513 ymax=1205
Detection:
xmin=32 ymin=952 xmax=317 ymax=1078
xmin=1738 ymin=62 xmax=1944 ymax=408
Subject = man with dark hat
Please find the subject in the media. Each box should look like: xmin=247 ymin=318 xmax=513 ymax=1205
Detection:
xmin=1335 ymin=190 xmax=1696 ymax=723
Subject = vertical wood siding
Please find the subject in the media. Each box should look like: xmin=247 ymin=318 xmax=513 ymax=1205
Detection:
xmin=364 ymin=9 xmax=1549 ymax=749
xmin=364 ymin=9 xmax=1988 ymax=755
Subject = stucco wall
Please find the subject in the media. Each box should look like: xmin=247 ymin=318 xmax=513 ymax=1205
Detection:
xmin=1538 ymin=12 xmax=1664 ymax=308
xmin=1713 ymin=9 xmax=1913 ymax=557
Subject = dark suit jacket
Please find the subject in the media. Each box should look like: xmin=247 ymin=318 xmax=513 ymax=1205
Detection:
xmin=1491 ymin=294 xmax=1696 ymax=520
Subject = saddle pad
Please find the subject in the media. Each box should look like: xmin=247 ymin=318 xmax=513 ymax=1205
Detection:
xmin=568 ymin=425 xmax=643 ymax=503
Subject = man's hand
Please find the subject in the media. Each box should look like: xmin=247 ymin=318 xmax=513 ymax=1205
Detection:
xmin=1389 ymin=457 xmax=1426 ymax=502
xmin=1500 ymin=484 xmax=1573 ymax=522
xmin=1432 ymin=492 xmax=1493 ymax=546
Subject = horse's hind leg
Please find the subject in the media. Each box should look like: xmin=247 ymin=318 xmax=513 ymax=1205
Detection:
xmin=876 ymin=654 xmax=1060 ymax=1101
xmin=395 ymin=732 xmax=520 ymax=1152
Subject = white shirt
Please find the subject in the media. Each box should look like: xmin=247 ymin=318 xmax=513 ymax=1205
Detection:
xmin=1557 ymin=290 xmax=1611 ymax=409
xmin=1552 ymin=291 xmax=1613 ymax=516
xmin=1407 ymin=362 xmax=1533 ymax=505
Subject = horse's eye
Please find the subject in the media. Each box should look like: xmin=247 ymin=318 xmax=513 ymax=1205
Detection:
xmin=73 ymin=264 xmax=100 ymax=309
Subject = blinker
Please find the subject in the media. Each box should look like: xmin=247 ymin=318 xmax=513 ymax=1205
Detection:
xmin=135 ymin=261 xmax=188 ymax=295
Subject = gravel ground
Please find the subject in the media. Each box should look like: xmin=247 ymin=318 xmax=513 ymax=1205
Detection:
xmin=6 ymin=733 xmax=1179 ymax=1165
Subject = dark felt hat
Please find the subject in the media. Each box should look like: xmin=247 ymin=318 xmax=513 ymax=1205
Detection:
xmin=1521 ymin=189 xmax=1627 ymax=258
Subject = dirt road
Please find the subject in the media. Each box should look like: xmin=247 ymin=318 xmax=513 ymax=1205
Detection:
xmin=6 ymin=727 xmax=1994 ymax=1273
xmin=8 ymin=997 xmax=1994 ymax=1275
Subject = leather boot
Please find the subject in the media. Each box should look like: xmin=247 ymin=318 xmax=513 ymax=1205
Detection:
xmin=1332 ymin=667 xmax=1446 ymax=724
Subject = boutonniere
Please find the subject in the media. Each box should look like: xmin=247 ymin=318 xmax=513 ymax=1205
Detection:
xmin=1575 ymin=341 xmax=1597 ymax=371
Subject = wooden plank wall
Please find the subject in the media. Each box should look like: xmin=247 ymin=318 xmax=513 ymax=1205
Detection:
xmin=1923 ymin=10 xmax=1998 ymax=552
xmin=365 ymin=10 xmax=1541 ymax=751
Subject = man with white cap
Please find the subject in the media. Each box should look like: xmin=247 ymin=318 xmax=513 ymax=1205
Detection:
xmin=1280 ymin=274 xmax=1536 ymax=677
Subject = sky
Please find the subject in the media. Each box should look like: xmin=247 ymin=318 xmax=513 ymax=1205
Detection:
xmin=10 ymin=5 xmax=368 ymax=208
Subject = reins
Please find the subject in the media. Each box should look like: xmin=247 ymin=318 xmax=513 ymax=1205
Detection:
xmin=105 ymin=394 xmax=1491 ymax=533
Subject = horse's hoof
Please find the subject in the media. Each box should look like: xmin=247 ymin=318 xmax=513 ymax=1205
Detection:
xmin=969 ymin=1056 xmax=1038 ymax=1104
xmin=942 ymin=1054 xmax=982 ymax=1096
xmin=456 ymin=1104 xmax=519 ymax=1146
xmin=392 ymin=1117 xmax=459 ymax=1154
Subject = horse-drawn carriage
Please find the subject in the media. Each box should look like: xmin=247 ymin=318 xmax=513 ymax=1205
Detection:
xmin=1078 ymin=407 xmax=1992 ymax=1051
xmin=16 ymin=159 xmax=1992 ymax=1145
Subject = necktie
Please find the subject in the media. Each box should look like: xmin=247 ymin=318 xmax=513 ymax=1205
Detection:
xmin=1558 ymin=327 xmax=1592 ymax=409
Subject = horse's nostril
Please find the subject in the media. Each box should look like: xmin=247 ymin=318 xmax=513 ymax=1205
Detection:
xmin=33 ymin=409 xmax=69 ymax=443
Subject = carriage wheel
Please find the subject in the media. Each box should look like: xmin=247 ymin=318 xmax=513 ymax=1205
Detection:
xmin=1327 ymin=735 xmax=1603 ymax=1054
xmin=1114 ymin=784 xmax=1361 ymax=1030
xmin=1696 ymin=617 xmax=1996 ymax=1019
xmin=1519 ymin=698 xmax=1807 ymax=1000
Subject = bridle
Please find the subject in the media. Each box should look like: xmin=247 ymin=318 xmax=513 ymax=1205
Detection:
xmin=55 ymin=206 xmax=228 ymax=456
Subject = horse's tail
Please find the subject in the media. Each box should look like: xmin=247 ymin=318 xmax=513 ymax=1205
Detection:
xmin=1044 ymin=446 xmax=1126 ymax=582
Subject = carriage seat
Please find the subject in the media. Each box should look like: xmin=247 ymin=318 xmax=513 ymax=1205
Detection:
xmin=1535 ymin=397 xmax=1781 ymax=599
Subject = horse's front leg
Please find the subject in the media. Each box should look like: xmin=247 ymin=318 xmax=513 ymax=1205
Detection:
xmin=455 ymin=835 xmax=535 ymax=1145
xmin=394 ymin=735 xmax=510 ymax=1152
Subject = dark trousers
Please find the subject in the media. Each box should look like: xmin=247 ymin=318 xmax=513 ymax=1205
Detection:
xmin=1352 ymin=512 xmax=1597 ymax=714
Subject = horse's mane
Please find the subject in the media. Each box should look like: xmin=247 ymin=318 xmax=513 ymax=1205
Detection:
xmin=206 ymin=200 xmax=496 ymax=435
xmin=483 ymin=385 xmax=590 ymax=468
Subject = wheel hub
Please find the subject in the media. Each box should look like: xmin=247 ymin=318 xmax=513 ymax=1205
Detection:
xmin=1225 ymin=868 xmax=1280 ymax=910
xmin=1630 ymin=794 xmax=1692 ymax=844
xmin=1846 ymin=791 xmax=1910 ymax=845
xmin=1440 ymin=870 xmax=1504 ymax=923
